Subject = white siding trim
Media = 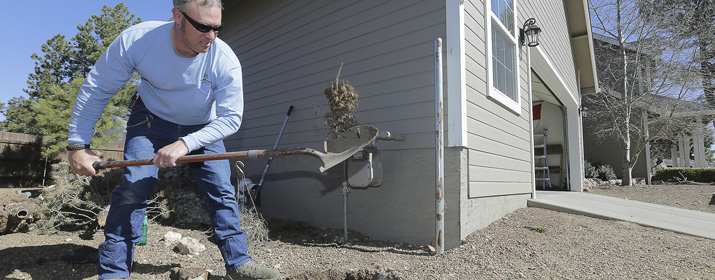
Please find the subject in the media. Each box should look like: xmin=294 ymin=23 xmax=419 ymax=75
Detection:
xmin=531 ymin=46 xmax=583 ymax=193
xmin=531 ymin=46 xmax=578 ymax=107
xmin=447 ymin=0 xmax=467 ymax=148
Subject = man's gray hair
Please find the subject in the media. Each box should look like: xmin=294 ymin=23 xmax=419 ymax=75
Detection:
xmin=173 ymin=0 xmax=223 ymax=10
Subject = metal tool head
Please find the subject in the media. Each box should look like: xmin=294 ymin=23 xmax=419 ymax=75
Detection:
xmin=320 ymin=125 xmax=379 ymax=172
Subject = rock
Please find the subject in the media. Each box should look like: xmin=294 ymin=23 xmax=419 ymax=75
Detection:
xmin=170 ymin=267 xmax=210 ymax=280
xmin=163 ymin=231 xmax=183 ymax=245
xmin=175 ymin=237 xmax=206 ymax=255
xmin=710 ymin=193 xmax=715 ymax=206
xmin=1 ymin=197 xmax=39 ymax=234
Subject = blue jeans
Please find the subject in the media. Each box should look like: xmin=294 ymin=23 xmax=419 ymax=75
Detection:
xmin=97 ymin=103 xmax=251 ymax=279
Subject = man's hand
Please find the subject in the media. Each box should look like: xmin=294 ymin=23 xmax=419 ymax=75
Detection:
xmin=153 ymin=140 xmax=189 ymax=168
xmin=68 ymin=149 xmax=101 ymax=176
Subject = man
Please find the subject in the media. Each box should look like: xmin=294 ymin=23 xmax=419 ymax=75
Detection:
xmin=67 ymin=1 xmax=281 ymax=279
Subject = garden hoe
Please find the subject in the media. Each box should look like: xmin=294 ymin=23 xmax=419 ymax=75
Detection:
xmin=92 ymin=125 xmax=379 ymax=173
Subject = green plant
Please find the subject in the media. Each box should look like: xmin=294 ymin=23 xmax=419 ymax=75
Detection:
xmin=652 ymin=167 xmax=715 ymax=183
xmin=532 ymin=225 xmax=547 ymax=233
xmin=583 ymin=161 xmax=617 ymax=180
xmin=596 ymin=164 xmax=617 ymax=181
xmin=584 ymin=160 xmax=598 ymax=178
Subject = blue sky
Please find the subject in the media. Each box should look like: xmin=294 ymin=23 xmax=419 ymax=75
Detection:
xmin=0 ymin=1 xmax=174 ymax=121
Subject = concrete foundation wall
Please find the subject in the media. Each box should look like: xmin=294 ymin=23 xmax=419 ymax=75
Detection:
xmin=259 ymin=148 xmax=455 ymax=247
xmin=449 ymin=147 xmax=529 ymax=242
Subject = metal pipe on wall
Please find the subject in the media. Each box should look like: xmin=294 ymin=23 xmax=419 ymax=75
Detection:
xmin=434 ymin=38 xmax=445 ymax=255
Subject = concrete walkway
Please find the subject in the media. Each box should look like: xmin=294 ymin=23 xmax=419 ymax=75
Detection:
xmin=528 ymin=191 xmax=715 ymax=240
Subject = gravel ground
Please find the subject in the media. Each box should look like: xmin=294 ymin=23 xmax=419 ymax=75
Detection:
xmin=2 ymin=183 xmax=715 ymax=280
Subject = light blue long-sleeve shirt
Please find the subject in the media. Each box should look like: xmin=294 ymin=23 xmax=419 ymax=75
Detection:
xmin=68 ymin=21 xmax=243 ymax=152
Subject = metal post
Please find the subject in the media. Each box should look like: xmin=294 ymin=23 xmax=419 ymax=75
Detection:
xmin=342 ymin=181 xmax=349 ymax=243
xmin=434 ymin=38 xmax=445 ymax=254
xmin=42 ymin=157 xmax=48 ymax=187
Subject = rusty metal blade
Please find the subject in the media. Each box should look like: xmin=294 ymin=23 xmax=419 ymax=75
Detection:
xmin=321 ymin=125 xmax=379 ymax=172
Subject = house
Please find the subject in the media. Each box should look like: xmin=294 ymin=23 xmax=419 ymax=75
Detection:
xmin=219 ymin=0 xmax=598 ymax=250
xmin=582 ymin=33 xmax=652 ymax=181
xmin=584 ymin=33 xmax=714 ymax=182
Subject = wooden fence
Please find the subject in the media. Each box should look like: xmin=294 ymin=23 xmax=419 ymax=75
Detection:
xmin=0 ymin=132 xmax=124 ymax=188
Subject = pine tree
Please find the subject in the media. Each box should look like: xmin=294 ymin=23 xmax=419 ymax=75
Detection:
xmin=0 ymin=3 xmax=141 ymax=158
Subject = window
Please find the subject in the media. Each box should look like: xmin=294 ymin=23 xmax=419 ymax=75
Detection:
xmin=487 ymin=0 xmax=520 ymax=113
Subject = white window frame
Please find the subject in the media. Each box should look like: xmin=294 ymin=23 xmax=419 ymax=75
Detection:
xmin=485 ymin=0 xmax=521 ymax=114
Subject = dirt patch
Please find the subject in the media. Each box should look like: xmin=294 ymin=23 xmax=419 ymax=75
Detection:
xmin=286 ymin=269 xmax=400 ymax=280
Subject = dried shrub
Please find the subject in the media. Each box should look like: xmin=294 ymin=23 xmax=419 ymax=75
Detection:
xmin=323 ymin=63 xmax=358 ymax=138
xmin=234 ymin=163 xmax=269 ymax=245
xmin=36 ymin=161 xmax=115 ymax=230
xmin=37 ymin=161 xmax=172 ymax=230
xmin=240 ymin=208 xmax=270 ymax=245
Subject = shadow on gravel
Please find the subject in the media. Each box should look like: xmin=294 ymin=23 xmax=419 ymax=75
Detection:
xmin=0 ymin=243 xmax=173 ymax=280
xmin=265 ymin=218 xmax=430 ymax=257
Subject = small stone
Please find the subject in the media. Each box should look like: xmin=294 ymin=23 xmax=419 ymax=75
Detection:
xmin=175 ymin=237 xmax=206 ymax=255
xmin=163 ymin=231 xmax=183 ymax=245
xmin=518 ymin=272 xmax=525 ymax=278
xmin=709 ymin=193 xmax=715 ymax=205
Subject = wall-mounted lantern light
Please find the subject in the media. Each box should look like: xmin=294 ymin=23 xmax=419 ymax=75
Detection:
xmin=520 ymin=18 xmax=542 ymax=47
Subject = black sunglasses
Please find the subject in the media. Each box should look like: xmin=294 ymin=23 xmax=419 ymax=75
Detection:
xmin=181 ymin=11 xmax=223 ymax=34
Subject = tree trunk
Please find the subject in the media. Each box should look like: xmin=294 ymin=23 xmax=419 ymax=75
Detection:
xmin=622 ymin=131 xmax=633 ymax=186
xmin=616 ymin=0 xmax=633 ymax=186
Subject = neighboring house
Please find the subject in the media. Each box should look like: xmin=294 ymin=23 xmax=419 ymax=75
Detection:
xmin=658 ymin=98 xmax=715 ymax=169
xmin=584 ymin=34 xmax=713 ymax=182
xmin=583 ymin=33 xmax=651 ymax=180
xmin=219 ymin=0 xmax=598 ymax=249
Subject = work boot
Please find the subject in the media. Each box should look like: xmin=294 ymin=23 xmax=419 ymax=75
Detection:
xmin=225 ymin=260 xmax=282 ymax=279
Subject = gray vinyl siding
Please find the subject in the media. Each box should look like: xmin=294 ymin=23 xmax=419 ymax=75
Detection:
xmin=464 ymin=0 xmax=533 ymax=198
xmin=220 ymin=0 xmax=447 ymax=245
xmin=583 ymin=134 xmax=649 ymax=179
xmin=221 ymin=0 xmax=442 ymax=151
xmin=522 ymin=0 xmax=579 ymax=97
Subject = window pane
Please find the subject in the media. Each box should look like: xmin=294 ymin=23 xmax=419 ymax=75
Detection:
xmin=492 ymin=0 xmax=514 ymax=36
xmin=491 ymin=0 xmax=501 ymax=17
xmin=491 ymin=26 xmax=516 ymax=101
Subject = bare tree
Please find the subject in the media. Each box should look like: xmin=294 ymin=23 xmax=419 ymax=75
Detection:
xmin=587 ymin=0 xmax=702 ymax=185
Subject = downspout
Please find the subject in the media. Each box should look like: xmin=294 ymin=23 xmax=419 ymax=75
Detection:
xmin=528 ymin=46 xmax=536 ymax=198
xmin=434 ymin=38 xmax=445 ymax=255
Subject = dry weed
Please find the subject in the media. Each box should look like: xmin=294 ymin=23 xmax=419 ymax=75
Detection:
xmin=323 ymin=63 xmax=358 ymax=138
